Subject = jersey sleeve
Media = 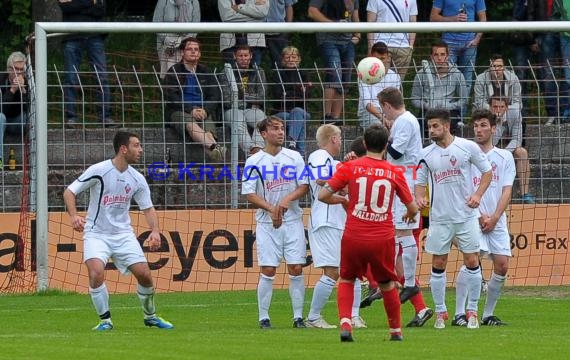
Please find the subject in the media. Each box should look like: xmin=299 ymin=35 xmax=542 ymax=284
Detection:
xmin=415 ymin=149 xmax=429 ymax=186
xmin=295 ymin=152 xmax=310 ymax=186
xmin=327 ymin=162 xmax=350 ymax=192
xmin=470 ymin=141 xmax=492 ymax=174
xmin=390 ymin=119 xmax=413 ymax=156
xmin=67 ymin=164 xmax=99 ymax=195
xmin=132 ymin=174 xmax=154 ymax=210
xmin=308 ymin=150 xmax=333 ymax=183
xmin=241 ymin=160 xmax=260 ymax=195
xmin=502 ymin=151 xmax=516 ymax=187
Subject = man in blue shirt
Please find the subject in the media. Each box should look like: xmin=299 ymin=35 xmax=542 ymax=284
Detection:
xmin=430 ymin=0 xmax=487 ymax=95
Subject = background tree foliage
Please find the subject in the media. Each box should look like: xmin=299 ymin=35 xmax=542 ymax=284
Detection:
xmin=0 ymin=1 xmax=518 ymax=68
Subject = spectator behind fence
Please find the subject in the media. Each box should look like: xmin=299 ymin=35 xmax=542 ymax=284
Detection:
xmin=218 ymin=0 xmax=269 ymax=67
xmin=1 ymin=52 xmax=29 ymax=168
xmin=308 ymin=0 xmax=360 ymax=124
xmin=58 ymin=0 xmax=117 ymax=129
xmin=357 ymin=42 xmax=401 ymax=131
xmin=366 ymin=0 xmax=417 ymax=80
xmin=164 ymin=37 xmax=226 ymax=162
xmin=153 ymin=0 xmax=201 ymax=80
xmin=430 ymin=0 xmax=486 ymax=94
xmin=509 ymin=0 xmax=540 ymax=117
xmin=224 ymin=45 xmax=265 ymax=157
xmin=528 ymin=0 xmax=560 ymax=125
xmin=265 ymin=0 xmax=297 ymax=68
xmin=411 ymin=42 xmax=468 ymax=137
xmin=555 ymin=0 xmax=570 ymax=122
xmin=473 ymin=54 xmax=523 ymax=125
xmin=488 ymin=96 xmax=535 ymax=204
xmin=271 ymin=46 xmax=312 ymax=157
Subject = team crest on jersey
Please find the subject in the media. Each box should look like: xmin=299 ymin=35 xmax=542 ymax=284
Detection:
xmin=450 ymin=155 xmax=457 ymax=167
xmin=125 ymin=184 xmax=131 ymax=194
xmin=491 ymin=161 xmax=497 ymax=172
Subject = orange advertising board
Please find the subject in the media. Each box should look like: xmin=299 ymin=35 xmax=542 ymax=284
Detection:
xmin=1 ymin=205 xmax=568 ymax=293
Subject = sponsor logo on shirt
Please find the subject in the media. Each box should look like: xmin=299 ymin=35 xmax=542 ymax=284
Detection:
xmin=102 ymin=194 xmax=130 ymax=206
xmin=434 ymin=168 xmax=462 ymax=183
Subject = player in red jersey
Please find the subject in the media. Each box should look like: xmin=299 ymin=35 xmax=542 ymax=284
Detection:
xmin=319 ymin=124 xmax=418 ymax=342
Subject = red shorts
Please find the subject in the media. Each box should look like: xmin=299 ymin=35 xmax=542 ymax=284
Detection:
xmin=339 ymin=235 xmax=398 ymax=284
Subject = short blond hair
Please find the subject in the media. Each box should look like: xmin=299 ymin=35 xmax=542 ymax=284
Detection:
xmin=281 ymin=46 xmax=300 ymax=57
xmin=316 ymin=124 xmax=341 ymax=147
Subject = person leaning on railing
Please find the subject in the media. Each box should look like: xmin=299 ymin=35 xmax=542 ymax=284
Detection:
xmin=0 ymin=51 xmax=29 ymax=169
xmin=271 ymin=46 xmax=312 ymax=157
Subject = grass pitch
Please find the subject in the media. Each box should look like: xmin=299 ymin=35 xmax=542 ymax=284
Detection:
xmin=1 ymin=287 xmax=568 ymax=360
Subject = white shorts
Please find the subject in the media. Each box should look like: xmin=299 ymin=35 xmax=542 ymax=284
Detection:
xmin=255 ymin=220 xmax=306 ymax=267
xmin=83 ymin=232 xmax=147 ymax=275
xmin=425 ymin=217 xmax=481 ymax=255
xmin=308 ymin=226 xmax=342 ymax=268
xmin=480 ymin=226 xmax=512 ymax=257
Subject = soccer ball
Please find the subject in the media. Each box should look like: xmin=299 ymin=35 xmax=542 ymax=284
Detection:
xmin=357 ymin=56 xmax=386 ymax=85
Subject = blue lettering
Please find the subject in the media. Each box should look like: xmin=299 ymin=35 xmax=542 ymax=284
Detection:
xmin=243 ymin=165 xmax=259 ymax=180
xmin=263 ymin=165 xmax=279 ymax=179
xmin=298 ymin=165 xmax=315 ymax=181
xmin=316 ymin=165 xmax=332 ymax=181
xmin=178 ymin=162 xmax=197 ymax=180
xmin=281 ymin=165 xmax=296 ymax=180
xmin=200 ymin=165 xmax=215 ymax=180
xmin=217 ymin=166 xmax=234 ymax=181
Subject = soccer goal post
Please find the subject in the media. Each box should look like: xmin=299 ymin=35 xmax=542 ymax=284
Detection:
xmin=24 ymin=20 xmax=570 ymax=293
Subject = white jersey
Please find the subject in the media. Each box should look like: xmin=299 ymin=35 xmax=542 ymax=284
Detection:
xmin=357 ymin=69 xmax=401 ymax=118
xmin=67 ymin=159 xmax=153 ymax=234
xmin=471 ymin=147 xmax=516 ymax=231
xmin=241 ymin=148 xmax=308 ymax=224
xmin=388 ymin=110 xmax=422 ymax=186
xmin=416 ymin=136 xmax=491 ymax=224
xmin=307 ymin=149 xmax=346 ymax=231
xmin=367 ymin=0 xmax=418 ymax=47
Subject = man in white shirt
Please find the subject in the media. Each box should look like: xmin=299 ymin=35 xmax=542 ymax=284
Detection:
xmin=366 ymin=0 xmax=417 ymax=79
xmin=454 ymin=108 xmax=515 ymax=326
xmin=305 ymin=124 xmax=366 ymax=329
xmin=357 ymin=42 xmax=401 ymax=131
xmin=415 ymin=108 xmax=492 ymax=330
xmin=241 ymin=116 xmax=309 ymax=329
xmin=63 ymin=131 xmax=173 ymax=331
xmin=379 ymin=87 xmax=433 ymax=326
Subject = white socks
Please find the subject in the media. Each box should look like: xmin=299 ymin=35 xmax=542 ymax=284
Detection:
xmin=430 ymin=270 xmax=447 ymax=313
xmin=483 ymin=272 xmax=506 ymax=318
xmin=89 ymin=283 xmax=110 ymax=318
xmin=289 ymin=274 xmax=306 ymax=320
xmin=308 ymin=275 xmax=336 ymax=321
xmin=258 ymin=273 xmax=274 ymax=321
xmin=351 ymin=279 xmax=362 ymax=318
xmin=137 ymin=284 xmax=156 ymax=317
